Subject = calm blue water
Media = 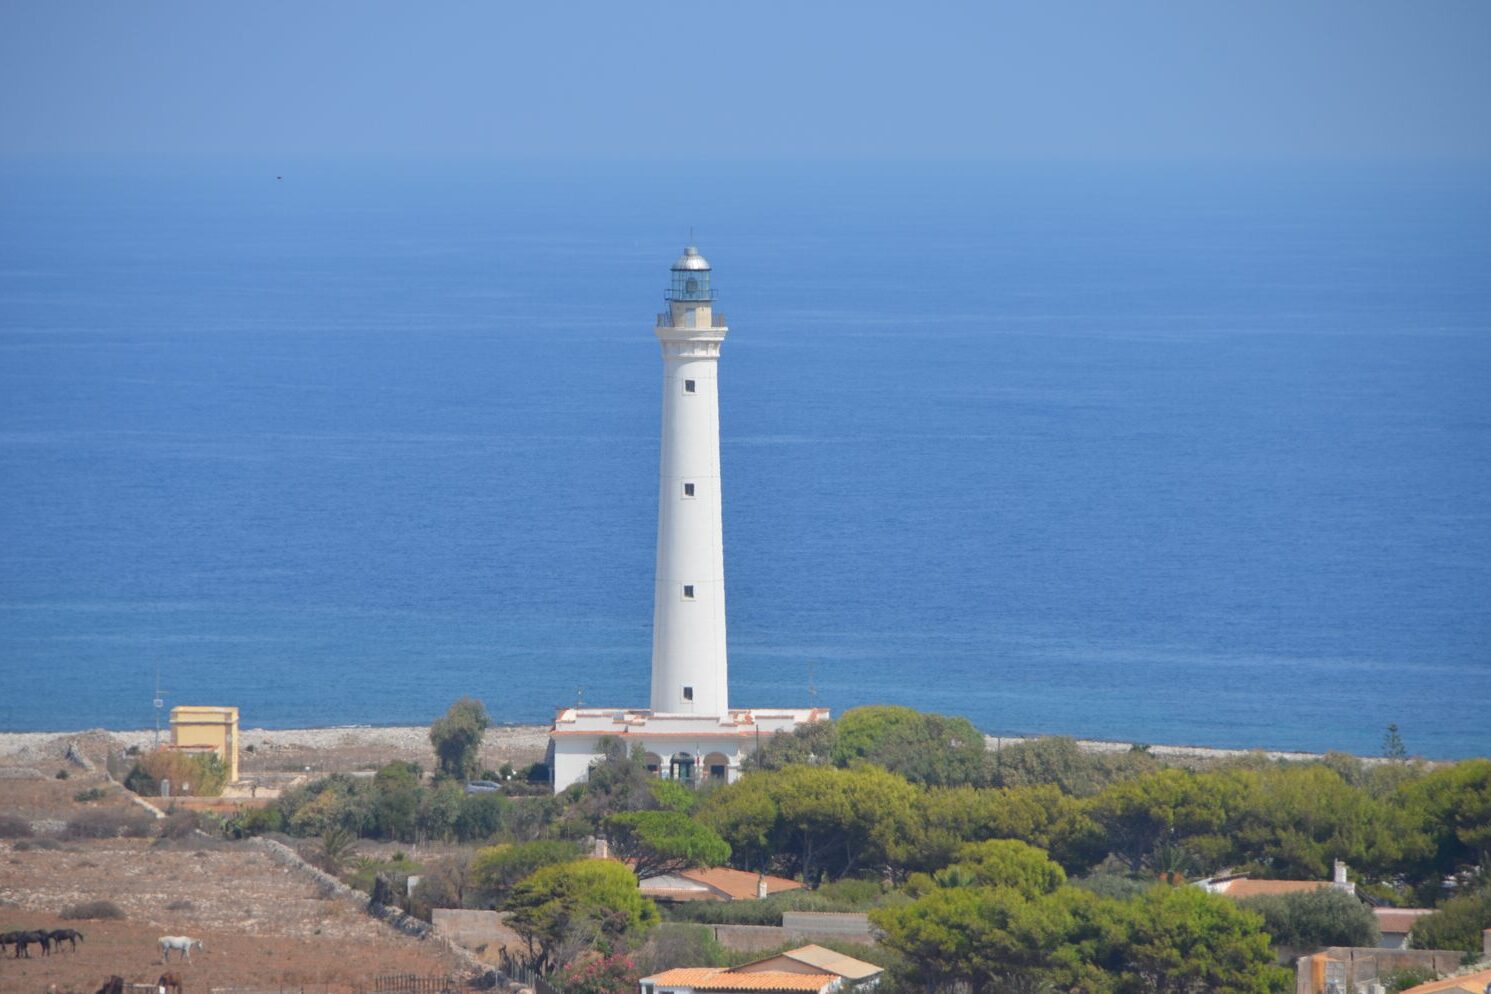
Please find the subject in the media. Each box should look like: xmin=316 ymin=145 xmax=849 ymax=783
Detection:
xmin=1 ymin=161 xmax=1488 ymax=758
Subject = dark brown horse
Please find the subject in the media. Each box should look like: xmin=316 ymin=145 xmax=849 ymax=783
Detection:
xmin=94 ymin=977 xmax=124 ymax=994
xmin=158 ymin=972 xmax=185 ymax=994
xmin=2 ymin=929 xmax=51 ymax=957
xmin=49 ymin=928 xmax=84 ymax=951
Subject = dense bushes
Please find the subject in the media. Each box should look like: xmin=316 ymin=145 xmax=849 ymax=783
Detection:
xmin=60 ymin=900 xmax=124 ymax=920
xmin=663 ymin=881 xmax=904 ymax=926
xmin=698 ymin=751 xmax=1466 ymax=894
xmin=1408 ymin=886 xmax=1491 ymax=957
xmin=872 ymin=880 xmax=1290 ymax=994
xmin=197 ymin=699 xmax=1490 ymax=988
xmin=64 ymin=808 xmax=155 ymax=839
xmin=263 ymin=763 xmax=520 ymax=844
xmin=1238 ymin=889 xmax=1380 ymax=950
xmin=746 ymin=716 xmax=1162 ymax=795
xmin=471 ymin=839 xmax=585 ymax=904
xmin=124 ymin=749 xmax=227 ymax=797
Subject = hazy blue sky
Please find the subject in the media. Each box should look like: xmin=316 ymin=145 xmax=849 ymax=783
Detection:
xmin=2 ymin=1 xmax=1488 ymax=163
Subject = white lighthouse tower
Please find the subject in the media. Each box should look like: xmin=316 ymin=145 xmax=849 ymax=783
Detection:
xmin=547 ymin=247 xmax=826 ymax=792
xmin=651 ymin=246 xmax=729 ymax=716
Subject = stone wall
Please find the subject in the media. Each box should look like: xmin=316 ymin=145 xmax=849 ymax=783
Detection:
xmin=1295 ymin=947 xmax=1466 ymax=994
xmin=709 ymin=912 xmax=875 ymax=952
xmin=781 ymin=912 xmax=874 ymax=940
xmin=248 ymin=837 xmax=492 ymax=979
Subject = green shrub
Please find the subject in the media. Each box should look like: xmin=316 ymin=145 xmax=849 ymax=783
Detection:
xmin=1408 ymin=886 xmax=1491 ymax=957
xmin=833 ymin=705 xmax=989 ymax=787
xmin=454 ymin=791 xmax=509 ymax=841
xmin=225 ymin=805 xmax=284 ymax=838
xmin=662 ymin=885 xmax=897 ymax=926
xmin=662 ymin=898 xmax=784 ymax=926
xmin=989 ymin=735 xmax=1159 ymax=796
xmin=1383 ymin=967 xmax=1439 ymax=993
xmin=55 ymin=769 xmax=70 ymax=780
xmin=73 ymin=787 xmax=107 ymax=803
xmin=1072 ymin=871 xmax=1154 ymax=902
xmin=1239 ymin=888 xmax=1379 ymax=950
xmin=814 ymin=877 xmax=890 ymax=907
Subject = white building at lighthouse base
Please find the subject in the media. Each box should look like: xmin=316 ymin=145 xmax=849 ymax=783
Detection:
xmin=548 ymin=707 xmax=829 ymax=792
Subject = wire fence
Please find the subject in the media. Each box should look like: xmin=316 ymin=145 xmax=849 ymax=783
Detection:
xmin=362 ymin=975 xmax=465 ymax=994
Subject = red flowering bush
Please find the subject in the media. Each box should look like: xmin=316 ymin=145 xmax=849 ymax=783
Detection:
xmin=556 ymin=954 xmax=640 ymax=994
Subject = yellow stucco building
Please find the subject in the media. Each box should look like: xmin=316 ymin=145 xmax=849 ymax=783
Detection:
xmin=169 ymin=705 xmax=240 ymax=783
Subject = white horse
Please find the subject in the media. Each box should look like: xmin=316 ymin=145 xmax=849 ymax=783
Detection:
xmin=158 ymin=936 xmax=204 ymax=963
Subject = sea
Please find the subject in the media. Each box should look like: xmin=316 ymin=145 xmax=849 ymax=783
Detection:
xmin=1 ymin=160 xmax=1487 ymax=758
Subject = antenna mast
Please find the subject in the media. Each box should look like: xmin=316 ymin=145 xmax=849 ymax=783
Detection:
xmin=153 ymin=668 xmax=167 ymax=748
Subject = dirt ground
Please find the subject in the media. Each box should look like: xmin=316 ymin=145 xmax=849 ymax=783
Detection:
xmin=0 ymin=747 xmax=491 ymax=994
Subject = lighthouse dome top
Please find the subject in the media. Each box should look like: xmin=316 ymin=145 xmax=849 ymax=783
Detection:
xmin=668 ymin=246 xmax=715 ymax=301
xmin=672 ymin=246 xmax=711 ymax=271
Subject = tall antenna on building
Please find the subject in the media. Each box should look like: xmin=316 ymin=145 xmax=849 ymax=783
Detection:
xmin=807 ymin=663 xmax=818 ymax=706
xmin=152 ymin=668 xmax=167 ymax=748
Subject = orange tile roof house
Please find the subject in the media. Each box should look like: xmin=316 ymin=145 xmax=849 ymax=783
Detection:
xmin=640 ymin=969 xmax=840 ymax=994
xmin=640 ymin=946 xmax=885 ymax=994
xmin=1396 ymin=967 xmax=1491 ymax=994
xmin=1198 ymin=859 xmax=1356 ymax=900
xmin=1374 ymin=908 xmax=1436 ymax=949
xmin=639 ymin=866 xmax=804 ymax=902
xmin=1207 ymin=878 xmax=1337 ymax=899
xmin=733 ymin=946 xmax=883 ymax=986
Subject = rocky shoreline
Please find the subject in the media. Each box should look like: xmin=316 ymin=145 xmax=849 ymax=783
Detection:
xmin=0 ymin=724 xmax=552 ymax=768
xmin=0 ymin=723 xmax=1374 ymax=766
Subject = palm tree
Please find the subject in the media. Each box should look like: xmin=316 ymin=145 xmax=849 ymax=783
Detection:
xmin=318 ymin=826 xmax=359 ymax=875
xmin=1145 ymin=839 xmax=1197 ymax=883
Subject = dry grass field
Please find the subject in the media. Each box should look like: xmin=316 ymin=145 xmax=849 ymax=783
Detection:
xmin=0 ymin=742 xmax=486 ymax=994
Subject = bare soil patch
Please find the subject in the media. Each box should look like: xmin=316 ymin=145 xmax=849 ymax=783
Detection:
xmin=0 ymin=778 xmax=470 ymax=994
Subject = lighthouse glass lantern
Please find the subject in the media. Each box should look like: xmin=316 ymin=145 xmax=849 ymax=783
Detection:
xmin=668 ymin=246 xmax=714 ymax=301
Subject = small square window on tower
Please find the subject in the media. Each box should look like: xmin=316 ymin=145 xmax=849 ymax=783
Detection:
xmin=683 ymin=379 xmax=696 ymax=394
xmin=682 ymin=584 xmax=695 ymax=599
xmin=683 ymin=686 xmax=694 ymax=702
xmin=683 ymin=482 xmax=695 ymax=498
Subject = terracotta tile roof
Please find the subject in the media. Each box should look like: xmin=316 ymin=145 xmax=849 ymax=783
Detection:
xmin=1373 ymin=908 xmax=1435 ymax=933
xmin=1396 ymin=967 xmax=1491 ymax=994
xmin=677 ymin=866 xmax=803 ymax=900
xmin=736 ymin=945 xmax=882 ymax=981
xmin=643 ymin=969 xmax=836 ymax=992
xmin=1213 ymin=879 xmax=1334 ymax=898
